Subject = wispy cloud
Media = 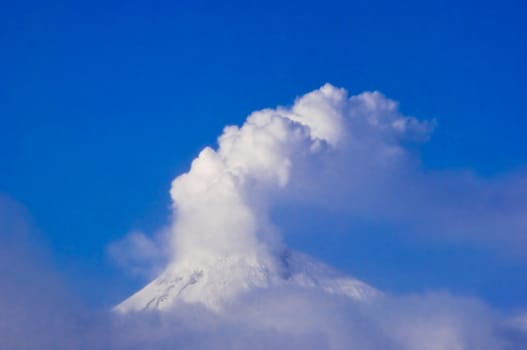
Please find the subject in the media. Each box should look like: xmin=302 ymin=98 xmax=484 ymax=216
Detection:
xmin=107 ymin=228 xmax=170 ymax=279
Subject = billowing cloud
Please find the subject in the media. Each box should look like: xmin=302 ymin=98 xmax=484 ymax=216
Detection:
xmin=113 ymin=83 xmax=527 ymax=301
xmin=113 ymin=83 xmax=438 ymax=313
xmin=167 ymin=84 xmax=435 ymax=264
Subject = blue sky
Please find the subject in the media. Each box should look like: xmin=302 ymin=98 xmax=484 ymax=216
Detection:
xmin=1 ymin=0 xmax=526 ymax=312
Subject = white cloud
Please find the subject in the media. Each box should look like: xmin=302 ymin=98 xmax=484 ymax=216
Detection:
xmin=115 ymin=83 xmax=526 ymax=291
xmin=165 ymin=83 xmax=435 ymax=267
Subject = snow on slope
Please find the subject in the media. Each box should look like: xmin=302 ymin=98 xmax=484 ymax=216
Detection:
xmin=115 ymin=251 xmax=379 ymax=312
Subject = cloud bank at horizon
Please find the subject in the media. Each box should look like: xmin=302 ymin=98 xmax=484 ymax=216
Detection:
xmin=1 ymin=205 xmax=525 ymax=350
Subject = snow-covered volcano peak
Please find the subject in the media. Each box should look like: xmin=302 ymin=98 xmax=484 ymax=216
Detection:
xmin=115 ymin=250 xmax=378 ymax=312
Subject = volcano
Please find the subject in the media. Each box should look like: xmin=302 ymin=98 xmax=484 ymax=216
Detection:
xmin=116 ymin=250 xmax=378 ymax=312
xmin=115 ymin=85 xmax=406 ymax=313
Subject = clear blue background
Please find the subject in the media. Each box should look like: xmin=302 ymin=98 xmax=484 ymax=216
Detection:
xmin=1 ymin=0 xmax=526 ymax=308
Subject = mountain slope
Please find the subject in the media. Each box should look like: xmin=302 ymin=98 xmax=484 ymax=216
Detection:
xmin=116 ymin=251 xmax=379 ymax=312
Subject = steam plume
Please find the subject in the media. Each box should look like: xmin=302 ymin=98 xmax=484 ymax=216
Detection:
xmin=167 ymin=84 xmax=431 ymax=265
